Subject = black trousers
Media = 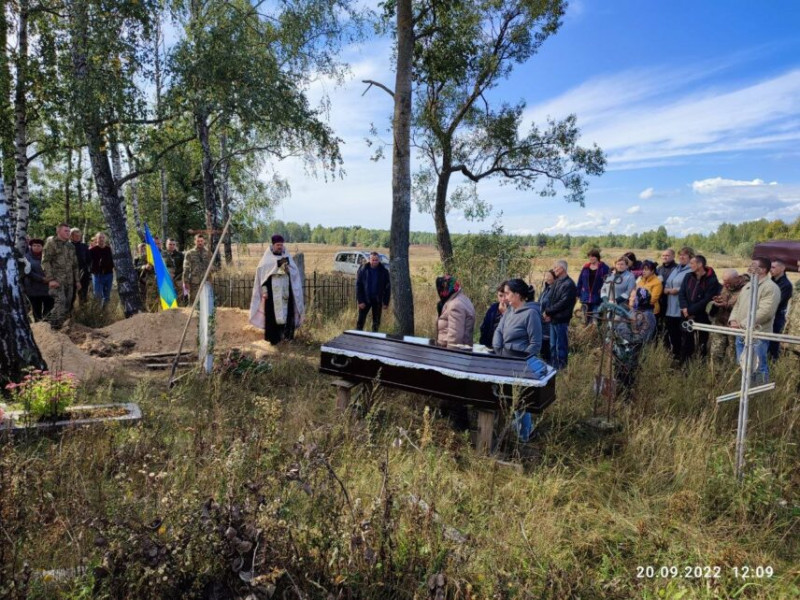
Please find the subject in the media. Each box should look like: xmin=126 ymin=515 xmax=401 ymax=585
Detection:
xmin=681 ymin=327 xmax=710 ymax=362
xmin=28 ymin=295 xmax=55 ymax=322
xmin=665 ymin=316 xmax=683 ymax=360
xmin=356 ymin=300 xmax=383 ymax=332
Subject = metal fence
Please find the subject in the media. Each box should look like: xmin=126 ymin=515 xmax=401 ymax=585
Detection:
xmin=212 ymin=271 xmax=356 ymax=315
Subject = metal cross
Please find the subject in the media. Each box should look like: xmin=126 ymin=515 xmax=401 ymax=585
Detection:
xmin=683 ymin=274 xmax=800 ymax=479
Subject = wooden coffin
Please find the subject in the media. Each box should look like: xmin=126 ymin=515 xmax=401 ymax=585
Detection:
xmin=320 ymin=330 xmax=556 ymax=412
xmin=753 ymin=240 xmax=800 ymax=272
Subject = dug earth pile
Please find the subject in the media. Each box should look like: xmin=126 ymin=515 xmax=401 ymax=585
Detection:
xmin=31 ymin=308 xmax=269 ymax=381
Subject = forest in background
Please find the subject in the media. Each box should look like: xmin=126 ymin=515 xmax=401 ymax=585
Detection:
xmin=238 ymin=217 xmax=800 ymax=258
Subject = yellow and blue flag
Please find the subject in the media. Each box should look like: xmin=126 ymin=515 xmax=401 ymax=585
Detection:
xmin=144 ymin=224 xmax=178 ymax=310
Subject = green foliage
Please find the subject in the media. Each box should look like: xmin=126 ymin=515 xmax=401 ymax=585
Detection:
xmin=406 ymin=0 xmax=605 ymax=257
xmin=452 ymin=220 xmax=534 ymax=320
xmin=5 ymin=369 xmax=77 ymax=420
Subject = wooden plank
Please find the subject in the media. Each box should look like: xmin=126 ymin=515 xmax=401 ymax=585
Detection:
xmin=476 ymin=410 xmax=495 ymax=454
xmin=331 ymin=379 xmax=359 ymax=410
xmin=145 ymin=362 xmax=193 ymax=370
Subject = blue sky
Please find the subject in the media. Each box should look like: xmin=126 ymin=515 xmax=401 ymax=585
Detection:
xmin=272 ymin=0 xmax=800 ymax=237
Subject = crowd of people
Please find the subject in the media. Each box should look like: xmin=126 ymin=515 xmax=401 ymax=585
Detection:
xmin=22 ymin=223 xmax=216 ymax=329
xmin=348 ymin=245 xmax=798 ymax=438
xmin=21 ymin=226 xmax=799 ymax=384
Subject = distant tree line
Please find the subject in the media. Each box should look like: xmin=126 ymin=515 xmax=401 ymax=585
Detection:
xmin=252 ymin=217 xmax=800 ymax=258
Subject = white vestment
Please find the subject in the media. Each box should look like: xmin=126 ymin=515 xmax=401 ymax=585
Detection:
xmin=248 ymin=248 xmax=305 ymax=329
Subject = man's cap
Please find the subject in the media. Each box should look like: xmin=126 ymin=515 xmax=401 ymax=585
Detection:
xmin=271 ymin=234 xmax=285 ymax=244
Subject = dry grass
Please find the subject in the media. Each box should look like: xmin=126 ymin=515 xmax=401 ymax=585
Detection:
xmin=223 ymin=242 xmax=772 ymax=281
xmin=2 ymin=291 xmax=799 ymax=598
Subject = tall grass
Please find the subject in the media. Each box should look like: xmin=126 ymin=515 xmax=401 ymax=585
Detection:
xmin=1 ymin=304 xmax=798 ymax=598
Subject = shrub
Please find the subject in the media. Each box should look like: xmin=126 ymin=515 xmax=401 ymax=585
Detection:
xmin=5 ymin=370 xmax=78 ymax=421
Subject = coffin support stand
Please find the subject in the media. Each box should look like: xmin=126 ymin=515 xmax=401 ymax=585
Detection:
xmin=331 ymin=379 xmax=359 ymax=410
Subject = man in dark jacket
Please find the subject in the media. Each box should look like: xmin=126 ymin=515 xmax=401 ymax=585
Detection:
xmin=576 ymin=248 xmax=609 ymax=324
xmin=656 ymin=248 xmax=677 ymax=331
xmin=768 ymin=259 xmax=793 ymax=359
xmin=678 ymin=254 xmax=720 ymax=362
xmin=24 ymin=238 xmax=55 ymax=321
xmin=355 ymin=252 xmax=391 ymax=332
xmin=70 ymin=228 xmax=91 ymax=305
xmin=543 ymin=260 xmax=577 ymax=369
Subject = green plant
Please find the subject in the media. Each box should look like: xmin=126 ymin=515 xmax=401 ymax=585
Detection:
xmin=216 ymin=349 xmax=272 ymax=376
xmin=5 ymin=369 xmax=78 ymax=420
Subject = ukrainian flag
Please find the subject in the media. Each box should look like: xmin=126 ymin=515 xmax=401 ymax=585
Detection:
xmin=144 ymin=224 xmax=178 ymax=310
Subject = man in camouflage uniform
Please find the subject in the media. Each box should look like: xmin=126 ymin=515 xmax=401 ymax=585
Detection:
xmin=164 ymin=238 xmax=184 ymax=304
xmin=784 ymin=261 xmax=800 ymax=351
xmin=709 ymin=269 xmax=748 ymax=362
xmin=133 ymin=242 xmax=159 ymax=312
xmin=42 ymin=223 xmax=81 ymax=329
xmin=182 ymin=234 xmax=216 ymax=304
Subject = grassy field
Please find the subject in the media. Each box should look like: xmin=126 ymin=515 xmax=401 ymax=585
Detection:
xmin=2 ymin=297 xmax=798 ymax=598
xmin=226 ymin=242 xmax=761 ymax=279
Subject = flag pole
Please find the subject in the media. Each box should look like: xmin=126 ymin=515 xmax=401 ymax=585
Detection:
xmin=167 ymin=215 xmax=233 ymax=387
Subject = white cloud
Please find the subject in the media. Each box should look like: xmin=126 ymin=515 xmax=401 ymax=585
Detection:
xmin=638 ymin=188 xmax=654 ymax=200
xmin=541 ymin=211 xmax=624 ymax=234
xmin=627 ymin=205 xmax=641 ymax=214
xmin=525 ymin=67 xmax=800 ymax=169
xmin=691 ymin=177 xmax=778 ymax=194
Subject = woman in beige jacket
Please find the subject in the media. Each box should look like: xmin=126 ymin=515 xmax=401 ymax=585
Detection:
xmin=435 ymin=275 xmax=476 ymax=347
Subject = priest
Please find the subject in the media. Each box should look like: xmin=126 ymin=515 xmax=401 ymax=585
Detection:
xmin=249 ymin=235 xmax=305 ymax=344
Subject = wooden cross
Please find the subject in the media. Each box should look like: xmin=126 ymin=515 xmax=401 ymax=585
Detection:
xmin=684 ymin=274 xmax=800 ymax=479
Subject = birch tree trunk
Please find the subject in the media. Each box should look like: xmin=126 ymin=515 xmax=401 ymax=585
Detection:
xmin=0 ymin=1 xmax=14 ymax=195
xmin=154 ymin=18 xmax=169 ymax=240
xmin=69 ymin=2 xmax=142 ymax=316
xmin=390 ymin=0 xmax=415 ymax=335
xmin=109 ymin=137 xmax=128 ymax=231
xmin=195 ymin=109 xmax=220 ymax=259
xmin=13 ymin=0 xmax=30 ymax=255
xmin=125 ymin=145 xmax=144 ymax=240
xmin=219 ymin=132 xmax=233 ymax=265
xmin=65 ymin=148 xmax=73 ymax=223
xmin=0 ymin=171 xmax=46 ymax=384
xmin=84 ymin=127 xmax=143 ymax=316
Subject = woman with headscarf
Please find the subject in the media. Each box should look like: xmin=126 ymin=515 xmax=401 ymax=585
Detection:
xmin=435 ymin=275 xmax=476 ymax=348
xmin=492 ymin=278 xmax=543 ymax=442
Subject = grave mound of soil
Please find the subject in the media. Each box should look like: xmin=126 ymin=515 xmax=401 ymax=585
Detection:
xmin=31 ymin=308 xmax=268 ymax=380
xmin=30 ymin=323 xmax=119 ymax=380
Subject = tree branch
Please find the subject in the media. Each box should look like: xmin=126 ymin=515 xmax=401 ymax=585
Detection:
xmin=100 ymin=115 xmax=176 ymax=130
xmin=114 ymin=134 xmax=197 ymax=188
xmin=362 ymin=80 xmax=394 ymax=98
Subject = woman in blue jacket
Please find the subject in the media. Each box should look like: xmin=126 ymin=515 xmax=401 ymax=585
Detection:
xmin=492 ymin=278 xmax=543 ymax=442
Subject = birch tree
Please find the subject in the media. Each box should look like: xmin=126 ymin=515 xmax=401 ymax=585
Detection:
xmin=0 ymin=169 xmax=46 ymax=384
xmin=62 ymin=0 xmax=158 ymax=315
xmin=166 ymin=0 xmax=355 ymax=255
